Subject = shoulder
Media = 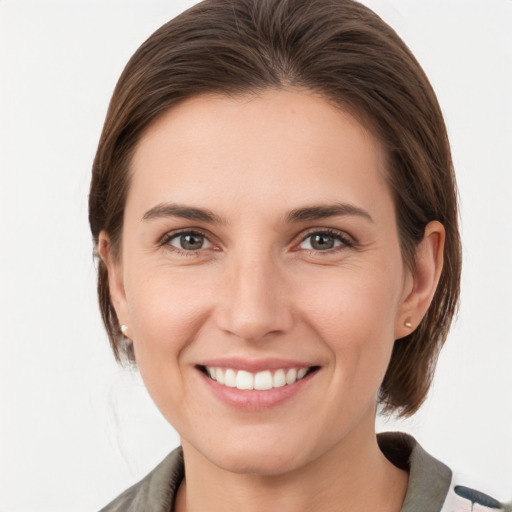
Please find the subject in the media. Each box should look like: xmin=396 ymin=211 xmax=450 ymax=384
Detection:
xmin=99 ymin=447 xmax=184 ymax=512
xmin=377 ymin=432 xmax=509 ymax=512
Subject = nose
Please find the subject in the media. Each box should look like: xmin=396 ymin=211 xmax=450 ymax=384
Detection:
xmin=214 ymin=252 xmax=294 ymax=343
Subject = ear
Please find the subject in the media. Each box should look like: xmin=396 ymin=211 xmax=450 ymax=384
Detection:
xmin=97 ymin=231 xmax=131 ymax=339
xmin=395 ymin=221 xmax=445 ymax=339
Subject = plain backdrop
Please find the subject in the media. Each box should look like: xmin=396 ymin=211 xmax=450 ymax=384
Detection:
xmin=1 ymin=1 xmax=511 ymax=510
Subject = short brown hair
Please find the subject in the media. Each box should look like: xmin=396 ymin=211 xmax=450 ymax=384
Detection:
xmin=89 ymin=0 xmax=461 ymax=417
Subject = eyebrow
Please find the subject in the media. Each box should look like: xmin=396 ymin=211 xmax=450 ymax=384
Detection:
xmin=141 ymin=202 xmax=373 ymax=225
xmin=286 ymin=203 xmax=374 ymax=223
xmin=142 ymin=203 xmax=226 ymax=224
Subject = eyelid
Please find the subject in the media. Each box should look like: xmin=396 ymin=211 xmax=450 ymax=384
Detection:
xmin=295 ymin=227 xmax=355 ymax=251
xmin=159 ymin=228 xmax=217 ymax=252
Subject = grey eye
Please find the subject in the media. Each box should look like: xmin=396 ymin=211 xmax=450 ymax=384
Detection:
xmin=169 ymin=232 xmax=211 ymax=251
xmin=299 ymin=232 xmax=344 ymax=251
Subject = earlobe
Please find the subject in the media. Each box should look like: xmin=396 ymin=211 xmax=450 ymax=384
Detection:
xmin=395 ymin=221 xmax=445 ymax=340
xmin=97 ymin=231 xmax=130 ymax=336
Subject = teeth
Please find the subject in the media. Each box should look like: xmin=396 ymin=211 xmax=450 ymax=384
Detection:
xmin=205 ymin=366 xmax=311 ymax=390
xmin=215 ymin=367 xmax=225 ymax=385
xmin=297 ymin=368 xmax=307 ymax=380
xmin=236 ymin=370 xmax=254 ymax=390
xmin=224 ymin=369 xmax=236 ymax=388
xmin=272 ymin=369 xmax=286 ymax=388
xmin=285 ymin=368 xmax=297 ymax=385
xmin=254 ymin=370 xmax=272 ymax=390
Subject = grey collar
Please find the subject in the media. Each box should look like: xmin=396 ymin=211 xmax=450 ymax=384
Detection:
xmin=378 ymin=432 xmax=452 ymax=512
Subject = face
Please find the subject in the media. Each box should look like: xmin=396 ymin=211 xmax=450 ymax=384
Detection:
xmin=104 ymin=88 xmax=419 ymax=475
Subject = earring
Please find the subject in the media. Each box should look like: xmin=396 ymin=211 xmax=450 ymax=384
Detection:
xmin=121 ymin=325 xmax=129 ymax=336
xmin=404 ymin=320 xmax=413 ymax=329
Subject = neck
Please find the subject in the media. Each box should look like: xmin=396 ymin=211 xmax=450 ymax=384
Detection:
xmin=175 ymin=421 xmax=408 ymax=512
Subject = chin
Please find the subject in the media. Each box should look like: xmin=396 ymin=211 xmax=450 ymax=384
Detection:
xmin=213 ymin=448 xmax=306 ymax=476
xmin=191 ymin=430 xmax=320 ymax=476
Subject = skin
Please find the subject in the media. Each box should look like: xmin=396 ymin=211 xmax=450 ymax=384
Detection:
xmin=99 ymin=88 xmax=444 ymax=512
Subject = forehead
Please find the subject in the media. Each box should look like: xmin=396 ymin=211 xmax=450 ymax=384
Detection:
xmin=128 ymin=88 xmax=392 ymax=220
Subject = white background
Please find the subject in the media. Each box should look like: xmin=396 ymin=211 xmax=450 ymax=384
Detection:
xmin=1 ymin=1 xmax=511 ymax=510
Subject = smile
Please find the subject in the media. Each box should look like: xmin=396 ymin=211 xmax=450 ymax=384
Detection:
xmin=203 ymin=366 xmax=315 ymax=390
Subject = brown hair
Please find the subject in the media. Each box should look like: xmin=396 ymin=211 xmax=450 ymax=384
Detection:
xmin=89 ymin=0 xmax=461 ymax=417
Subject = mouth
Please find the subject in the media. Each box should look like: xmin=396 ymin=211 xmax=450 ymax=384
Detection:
xmin=198 ymin=365 xmax=320 ymax=391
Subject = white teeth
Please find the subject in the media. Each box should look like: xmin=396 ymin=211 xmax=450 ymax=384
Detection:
xmin=205 ymin=366 xmax=312 ymax=390
xmin=224 ymin=368 xmax=236 ymax=388
xmin=236 ymin=370 xmax=254 ymax=390
xmin=254 ymin=370 xmax=273 ymax=390
xmin=297 ymin=368 xmax=307 ymax=380
xmin=215 ymin=367 xmax=225 ymax=385
xmin=272 ymin=369 xmax=286 ymax=388
xmin=285 ymin=368 xmax=297 ymax=385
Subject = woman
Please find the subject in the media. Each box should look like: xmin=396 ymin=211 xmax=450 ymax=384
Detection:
xmin=89 ymin=0 xmax=507 ymax=510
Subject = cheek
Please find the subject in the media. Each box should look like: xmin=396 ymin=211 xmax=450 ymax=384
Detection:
xmin=296 ymin=266 xmax=403 ymax=388
xmin=122 ymin=269 xmax=215 ymax=425
xmin=297 ymin=266 xmax=402 ymax=341
xmin=124 ymin=267 xmax=213 ymax=367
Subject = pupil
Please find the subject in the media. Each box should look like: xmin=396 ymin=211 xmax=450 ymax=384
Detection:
xmin=181 ymin=234 xmax=203 ymax=250
xmin=312 ymin=234 xmax=334 ymax=250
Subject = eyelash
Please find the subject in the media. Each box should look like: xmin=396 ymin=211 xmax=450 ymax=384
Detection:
xmin=160 ymin=229 xmax=212 ymax=257
xmin=297 ymin=228 xmax=355 ymax=254
xmin=159 ymin=228 xmax=355 ymax=256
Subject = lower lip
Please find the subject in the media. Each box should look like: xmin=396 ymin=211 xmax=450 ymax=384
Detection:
xmin=198 ymin=369 xmax=317 ymax=411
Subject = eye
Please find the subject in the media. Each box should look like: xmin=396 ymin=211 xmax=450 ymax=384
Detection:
xmin=298 ymin=230 xmax=352 ymax=251
xmin=164 ymin=231 xmax=213 ymax=252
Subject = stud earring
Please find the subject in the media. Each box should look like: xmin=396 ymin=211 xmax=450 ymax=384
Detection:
xmin=404 ymin=320 xmax=413 ymax=329
xmin=121 ymin=325 xmax=129 ymax=336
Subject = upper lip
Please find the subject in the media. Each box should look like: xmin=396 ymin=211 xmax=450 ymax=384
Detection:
xmin=198 ymin=357 xmax=318 ymax=373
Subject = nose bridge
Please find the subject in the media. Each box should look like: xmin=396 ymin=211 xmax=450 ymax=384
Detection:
xmin=217 ymin=245 xmax=292 ymax=342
